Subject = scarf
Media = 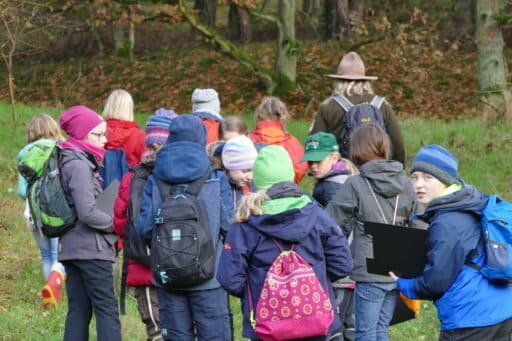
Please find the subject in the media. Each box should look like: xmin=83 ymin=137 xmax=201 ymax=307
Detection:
xmin=60 ymin=136 xmax=106 ymax=162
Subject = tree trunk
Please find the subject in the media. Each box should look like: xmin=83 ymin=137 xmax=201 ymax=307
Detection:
xmin=476 ymin=0 xmax=512 ymax=121
xmin=112 ymin=22 xmax=124 ymax=56
xmin=452 ymin=0 xmax=475 ymax=43
xmin=324 ymin=0 xmax=349 ymax=39
xmin=228 ymin=4 xmax=252 ymax=42
xmin=350 ymin=0 xmax=365 ymax=24
xmin=275 ymin=0 xmax=297 ymax=94
xmin=195 ymin=0 xmax=216 ymax=27
xmin=128 ymin=22 xmax=135 ymax=62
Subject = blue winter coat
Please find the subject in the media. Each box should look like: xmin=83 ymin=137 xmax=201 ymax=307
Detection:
xmin=312 ymin=170 xmax=350 ymax=208
xmin=397 ymin=182 xmax=512 ymax=330
xmin=217 ymin=201 xmax=353 ymax=339
xmin=135 ymin=139 xmax=234 ymax=291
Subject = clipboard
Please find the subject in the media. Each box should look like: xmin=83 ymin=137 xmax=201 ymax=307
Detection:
xmin=363 ymin=221 xmax=428 ymax=278
xmin=96 ymin=179 xmax=120 ymax=216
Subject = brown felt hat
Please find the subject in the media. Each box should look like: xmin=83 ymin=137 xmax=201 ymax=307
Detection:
xmin=327 ymin=51 xmax=378 ymax=80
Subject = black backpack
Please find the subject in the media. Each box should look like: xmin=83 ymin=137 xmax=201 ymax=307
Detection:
xmin=151 ymin=170 xmax=216 ymax=289
xmin=120 ymin=162 xmax=154 ymax=315
xmin=124 ymin=163 xmax=154 ymax=265
xmin=332 ymin=94 xmax=386 ymax=158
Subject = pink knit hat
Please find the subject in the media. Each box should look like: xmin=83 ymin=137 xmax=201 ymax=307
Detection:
xmin=60 ymin=105 xmax=104 ymax=139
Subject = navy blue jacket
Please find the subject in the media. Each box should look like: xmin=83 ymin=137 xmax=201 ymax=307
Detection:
xmin=312 ymin=171 xmax=350 ymax=208
xmin=136 ymin=132 xmax=233 ymax=291
xmin=397 ymin=183 xmax=512 ymax=330
xmin=217 ymin=201 xmax=353 ymax=339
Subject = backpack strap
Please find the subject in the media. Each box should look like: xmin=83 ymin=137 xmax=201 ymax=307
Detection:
xmin=185 ymin=168 xmax=212 ymax=196
xmin=331 ymin=94 xmax=353 ymax=112
xmin=155 ymin=168 xmax=213 ymax=200
xmin=119 ymin=252 xmax=129 ymax=315
xmin=370 ymin=95 xmax=385 ymax=110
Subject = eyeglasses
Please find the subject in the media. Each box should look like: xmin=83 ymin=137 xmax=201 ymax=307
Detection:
xmin=90 ymin=132 xmax=108 ymax=139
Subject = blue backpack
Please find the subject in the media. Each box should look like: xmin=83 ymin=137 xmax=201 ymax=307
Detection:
xmin=331 ymin=94 xmax=387 ymax=158
xmin=99 ymin=148 xmax=130 ymax=189
xmin=477 ymin=195 xmax=512 ymax=282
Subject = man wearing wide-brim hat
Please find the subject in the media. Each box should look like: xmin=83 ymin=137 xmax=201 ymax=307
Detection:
xmin=309 ymin=51 xmax=405 ymax=165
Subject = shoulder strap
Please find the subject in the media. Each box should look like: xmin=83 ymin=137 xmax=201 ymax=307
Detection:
xmin=370 ymin=95 xmax=385 ymax=110
xmin=185 ymin=168 xmax=212 ymax=196
xmin=331 ymin=94 xmax=353 ymax=112
xmin=365 ymin=178 xmax=399 ymax=225
xmin=155 ymin=168 xmax=213 ymax=200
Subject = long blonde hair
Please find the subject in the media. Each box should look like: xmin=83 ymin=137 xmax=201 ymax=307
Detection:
xmin=233 ymin=190 xmax=269 ymax=223
xmin=27 ymin=114 xmax=63 ymax=143
xmin=334 ymin=80 xmax=374 ymax=97
xmin=102 ymin=89 xmax=134 ymax=121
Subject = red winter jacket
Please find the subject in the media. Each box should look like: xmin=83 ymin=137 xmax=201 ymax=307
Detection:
xmin=105 ymin=119 xmax=147 ymax=168
xmin=249 ymin=121 xmax=307 ymax=184
xmin=113 ymin=171 xmax=153 ymax=286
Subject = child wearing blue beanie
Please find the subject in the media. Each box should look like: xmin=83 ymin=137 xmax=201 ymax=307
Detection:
xmin=390 ymin=144 xmax=512 ymax=340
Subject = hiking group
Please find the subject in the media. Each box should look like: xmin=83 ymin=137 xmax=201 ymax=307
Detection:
xmin=17 ymin=51 xmax=512 ymax=341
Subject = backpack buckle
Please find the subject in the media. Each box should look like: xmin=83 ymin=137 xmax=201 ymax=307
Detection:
xmin=154 ymin=217 xmax=164 ymax=224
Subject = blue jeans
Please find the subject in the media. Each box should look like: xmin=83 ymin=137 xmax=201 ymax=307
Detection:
xmin=354 ymin=283 xmax=397 ymax=341
xmin=31 ymin=229 xmax=62 ymax=279
xmin=157 ymin=287 xmax=231 ymax=340
xmin=63 ymin=260 xmax=121 ymax=341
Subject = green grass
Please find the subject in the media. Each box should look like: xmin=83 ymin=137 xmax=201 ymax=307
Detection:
xmin=1 ymin=102 xmax=511 ymax=340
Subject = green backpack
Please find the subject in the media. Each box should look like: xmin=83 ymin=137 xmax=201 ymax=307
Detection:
xmin=18 ymin=140 xmax=84 ymax=238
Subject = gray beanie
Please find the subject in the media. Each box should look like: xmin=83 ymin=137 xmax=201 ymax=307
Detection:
xmin=192 ymin=88 xmax=221 ymax=119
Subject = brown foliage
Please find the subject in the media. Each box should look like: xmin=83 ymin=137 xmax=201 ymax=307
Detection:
xmin=0 ymin=7 xmax=481 ymax=121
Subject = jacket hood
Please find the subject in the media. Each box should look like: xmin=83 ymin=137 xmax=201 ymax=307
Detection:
xmin=153 ymin=115 xmax=209 ymax=184
xmin=105 ymin=119 xmax=140 ymax=149
xmin=420 ymin=181 xmax=488 ymax=222
xmin=246 ymin=201 xmax=318 ymax=243
xmin=360 ymin=160 xmax=408 ymax=198
xmin=153 ymin=142 xmax=210 ymax=184
xmin=250 ymin=121 xmax=293 ymax=145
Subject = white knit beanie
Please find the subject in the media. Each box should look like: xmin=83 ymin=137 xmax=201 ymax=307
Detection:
xmin=191 ymin=88 xmax=221 ymax=119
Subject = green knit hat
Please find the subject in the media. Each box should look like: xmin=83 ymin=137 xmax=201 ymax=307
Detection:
xmin=253 ymin=145 xmax=295 ymax=190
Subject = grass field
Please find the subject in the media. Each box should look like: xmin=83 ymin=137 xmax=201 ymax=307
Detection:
xmin=1 ymin=102 xmax=511 ymax=340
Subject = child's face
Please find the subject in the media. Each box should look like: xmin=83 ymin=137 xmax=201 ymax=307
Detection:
xmin=411 ymin=171 xmax=447 ymax=205
xmin=85 ymin=122 xmax=108 ymax=148
xmin=308 ymin=153 xmax=337 ymax=179
xmin=228 ymin=169 xmax=253 ymax=188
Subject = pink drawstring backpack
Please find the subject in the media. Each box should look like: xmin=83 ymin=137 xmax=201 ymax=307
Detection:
xmin=247 ymin=239 xmax=334 ymax=341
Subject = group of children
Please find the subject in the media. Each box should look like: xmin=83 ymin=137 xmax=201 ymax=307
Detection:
xmin=17 ymin=83 xmax=512 ymax=341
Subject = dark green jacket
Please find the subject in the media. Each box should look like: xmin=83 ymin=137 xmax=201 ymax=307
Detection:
xmin=310 ymin=93 xmax=405 ymax=164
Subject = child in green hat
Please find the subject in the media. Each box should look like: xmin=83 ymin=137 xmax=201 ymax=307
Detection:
xmin=301 ymin=131 xmax=358 ymax=208
xmin=301 ymin=131 xmax=358 ymax=341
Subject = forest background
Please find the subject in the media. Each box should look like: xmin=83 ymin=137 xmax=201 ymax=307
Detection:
xmin=1 ymin=0 xmax=512 ymax=340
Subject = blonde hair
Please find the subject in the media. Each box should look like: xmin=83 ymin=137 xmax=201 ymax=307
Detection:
xmin=102 ymin=89 xmax=134 ymax=121
xmin=233 ymin=190 xmax=269 ymax=223
xmin=255 ymin=96 xmax=290 ymax=123
xmin=206 ymin=141 xmax=224 ymax=169
xmin=27 ymin=114 xmax=64 ymax=143
xmin=339 ymin=157 xmax=360 ymax=175
xmin=333 ymin=80 xmax=374 ymax=97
